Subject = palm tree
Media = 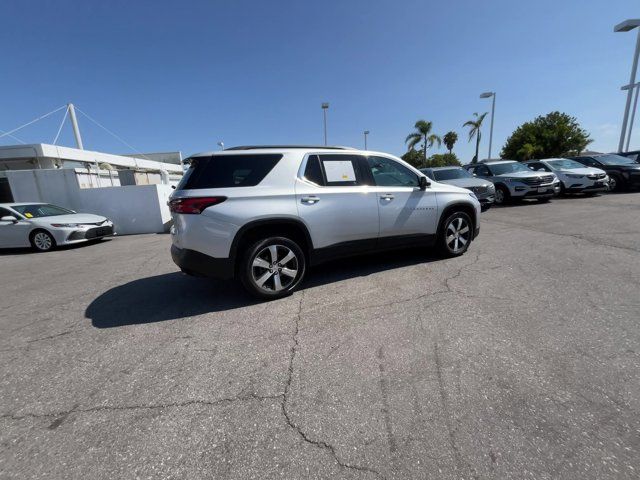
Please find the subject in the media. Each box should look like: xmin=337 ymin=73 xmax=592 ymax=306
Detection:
xmin=463 ymin=112 xmax=488 ymax=163
xmin=405 ymin=120 xmax=442 ymax=162
xmin=443 ymin=131 xmax=458 ymax=154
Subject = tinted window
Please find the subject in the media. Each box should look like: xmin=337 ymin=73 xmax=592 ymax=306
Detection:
xmin=420 ymin=168 xmax=435 ymax=180
xmin=178 ymin=154 xmax=282 ymax=189
xmin=474 ymin=165 xmax=491 ymax=176
xmin=594 ymin=154 xmax=638 ymax=165
xmin=432 ymin=168 xmax=474 ymax=181
xmin=303 ymin=155 xmax=325 ymax=185
xmin=572 ymin=157 xmax=598 ymax=167
xmin=318 ymin=154 xmax=364 ymax=186
xmin=367 ymin=156 xmax=418 ymax=187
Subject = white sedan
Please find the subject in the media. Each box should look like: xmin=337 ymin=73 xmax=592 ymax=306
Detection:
xmin=0 ymin=203 xmax=115 ymax=252
xmin=524 ymin=158 xmax=609 ymax=194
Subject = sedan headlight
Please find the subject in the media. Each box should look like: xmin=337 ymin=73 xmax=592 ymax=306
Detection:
xmin=50 ymin=223 xmax=80 ymax=227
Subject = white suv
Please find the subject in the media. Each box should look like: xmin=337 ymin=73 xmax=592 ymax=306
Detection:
xmin=169 ymin=146 xmax=481 ymax=299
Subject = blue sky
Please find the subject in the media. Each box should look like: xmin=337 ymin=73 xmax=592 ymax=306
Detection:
xmin=1 ymin=0 xmax=638 ymax=160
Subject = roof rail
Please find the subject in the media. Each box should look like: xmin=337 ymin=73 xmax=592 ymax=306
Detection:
xmin=224 ymin=145 xmax=353 ymax=151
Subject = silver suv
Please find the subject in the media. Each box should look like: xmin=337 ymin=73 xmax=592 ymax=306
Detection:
xmin=169 ymin=146 xmax=481 ymax=299
xmin=464 ymin=160 xmax=560 ymax=205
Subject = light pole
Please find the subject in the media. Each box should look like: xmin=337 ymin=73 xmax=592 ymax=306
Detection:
xmin=614 ymin=19 xmax=640 ymax=152
xmin=364 ymin=130 xmax=370 ymax=150
xmin=217 ymin=141 xmax=224 ymax=151
xmin=622 ymin=82 xmax=640 ymax=151
xmin=321 ymin=102 xmax=329 ymax=145
xmin=480 ymin=92 xmax=496 ymax=160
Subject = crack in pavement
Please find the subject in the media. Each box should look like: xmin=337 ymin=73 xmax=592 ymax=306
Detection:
xmin=280 ymin=291 xmax=385 ymax=479
xmin=1 ymin=393 xmax=282 ymax=423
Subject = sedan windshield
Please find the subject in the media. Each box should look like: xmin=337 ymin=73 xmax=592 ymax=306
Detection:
xmin=595 ymin=154 xmax=638 ymax=166
xmin=432 ymin=168 xmax=474 ymax=181
xmin=12 ymin=204 xmax=74 ymax=218
xmin=546 ymin=159 xmax=586 ymax=170
xmin=489 ymin=162 xmax=530 ymax=175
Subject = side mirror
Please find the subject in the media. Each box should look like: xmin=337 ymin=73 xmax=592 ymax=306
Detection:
xmin=419 ymin=176 xmax=430 ymax=190
xmin=1 ymin=215 xmax=18 ymax=223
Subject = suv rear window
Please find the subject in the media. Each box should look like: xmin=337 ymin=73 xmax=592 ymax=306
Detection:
xmin=178 ymin=154 xmax=282 ymax=189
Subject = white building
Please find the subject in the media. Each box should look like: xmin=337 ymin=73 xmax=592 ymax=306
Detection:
xmin=0 ymin=143 xmax=185 ymax=234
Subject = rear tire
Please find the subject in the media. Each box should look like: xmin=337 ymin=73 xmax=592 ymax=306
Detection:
xmin=438 ymin=211 xmax=473 ymax=258
xmin=239 ymin=236 xmax=306 ymax=300
xmin=30 ymin=230 xmax=56 ymax=252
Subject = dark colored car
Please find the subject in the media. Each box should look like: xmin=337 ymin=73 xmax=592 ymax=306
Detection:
xmin=616 ymin=151 xmax=640 ymax=163
xmin=568 ymin=154 xmax=640 ymax=191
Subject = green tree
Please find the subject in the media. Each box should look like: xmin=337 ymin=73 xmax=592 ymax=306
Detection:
xmin=425 ymin=153 xmax=461 ymax=168
xmin=401 ymin=148 xmax=426 ymax=168
xmin=463 ymin=112 xmax=488 ymax=163
xmin=405 ymin=120 xmax=442 ymax=160
xmin=443 ymin=131 xmax=458 ymax=154
xmin=501 ymin=111 xmax=592 ymax=160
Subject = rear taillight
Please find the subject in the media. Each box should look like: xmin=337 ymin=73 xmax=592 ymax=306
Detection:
xmin=169 ymin=196 xmax=227 ymax=214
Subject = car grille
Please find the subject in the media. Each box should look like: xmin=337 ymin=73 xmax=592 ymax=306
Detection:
xmin=85 ymin=226 xmax=114 ymax=239
xmin=521 ymin=175 xmax=554 ymax=185
xmin=587 ymin=173 xmax=606 ymax=180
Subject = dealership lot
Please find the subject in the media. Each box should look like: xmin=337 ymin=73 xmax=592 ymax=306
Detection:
xmin=1 ymin=194 xmax=639 ymax=479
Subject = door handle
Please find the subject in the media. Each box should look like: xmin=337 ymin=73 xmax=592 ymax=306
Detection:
xmin=380 ymin=194 xmax=395 ymax=201
xmin=301 ymin=196 xmax=320 ymax=204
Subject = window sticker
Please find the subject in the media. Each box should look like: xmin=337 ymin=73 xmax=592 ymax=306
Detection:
xmin=323 ymin=160 xmax=356 ymax=182
xmin=24 ymin=212 xmax=33 ymax=218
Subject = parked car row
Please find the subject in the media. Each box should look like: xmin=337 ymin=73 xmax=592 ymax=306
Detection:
xmin=421 ymin=153 xmax=640 ymax=209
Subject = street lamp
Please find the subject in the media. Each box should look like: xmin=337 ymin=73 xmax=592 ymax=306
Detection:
xmin=364 ymin=130 xmax=370 ymax=150
xmin=217 ymin=141 xmax=224 ymax=151
xmin=480 ymin=92 xmax=496 ymax=160
xmin=321 ymin=102 xmax=329 ymax=145
xmin=614 ymin=19 xmax=640 ymax=152
xmin=622 ymin=82 xmax=640 ymax=151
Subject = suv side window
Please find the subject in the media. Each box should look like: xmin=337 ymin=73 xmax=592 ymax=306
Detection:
xmin=367 ymin=156 xmax=418 ymax=187
xmin=317 ymin=154 xmax=366 ymax=187
xmin=475 ymin=165 xmax=491 ymax=177
xmin=303 ymin=155 xmax=325 ymax=186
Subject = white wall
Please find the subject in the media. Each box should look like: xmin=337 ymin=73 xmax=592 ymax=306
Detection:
xmin=6 ymin=169 xmax=172 ymax=235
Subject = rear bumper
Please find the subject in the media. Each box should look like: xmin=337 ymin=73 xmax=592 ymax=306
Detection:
xmin=170 ymin=245 xmax=234 ymax=279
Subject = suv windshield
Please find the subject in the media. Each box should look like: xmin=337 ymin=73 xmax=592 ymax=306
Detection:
xmin=546 ymin=159 xmax=586 ymax=170
xmin=489 ymin=162 xmax=530 ymax=175
xmin=594 ymin=154 xmax=638 ymax=166
xmin=432 ymin=168 xmax=473 ymax=181
xmin=12 ymin=204 xmax=74 ymax=218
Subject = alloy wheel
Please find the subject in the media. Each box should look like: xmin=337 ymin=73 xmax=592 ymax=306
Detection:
xmin=495 ymin=188 xmax=505 ymax=204
xmin=446 ymin=217 xmax=470 ymax=254
xmin=33 ymin=232 xmax=53 ymax=251
xmin=608 ymin=176 xmax=617 ymax=191
xmin=251 ymin=244 xmax=299 ymax=292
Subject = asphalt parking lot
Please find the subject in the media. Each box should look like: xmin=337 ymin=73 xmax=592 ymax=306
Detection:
xmin=1 ymin=193 xmax=639 ymax=479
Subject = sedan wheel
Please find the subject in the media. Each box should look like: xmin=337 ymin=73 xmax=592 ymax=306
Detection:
xmin=608 ymin=175 xmax=618 ymax=192
xmin=30 ymin=230 xmax=56 ymax=252
xmin=494 ymin=186 xmax=508 ymax=205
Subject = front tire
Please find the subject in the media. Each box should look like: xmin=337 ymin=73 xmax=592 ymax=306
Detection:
xmin=30 ymin=230 xmax=56 ymax=252
xmin=438 ymin=211 xmax=473 ymax=257
xmin=494 ymin=185 xmax=509 ymax=205
xmin=239 ymin=236 xmax=306 ymax=300
xmin=608 ymin=174 xmax=622 ymax=192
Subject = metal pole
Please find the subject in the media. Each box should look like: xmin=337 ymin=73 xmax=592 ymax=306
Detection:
xmin=323 ymin=109 xmax=328 ymax=146
xmin=626 ymin=84 xmax=640 ymax=151
xmin=364 ymin=131 xmax=369 ymax=150
xmin=67 ymin=103 xmax=84 ymax=150
xmin=488 ymin=94 xmax=496 ymax=159
xmin=619 ymin=29 xmax=640 ymax=152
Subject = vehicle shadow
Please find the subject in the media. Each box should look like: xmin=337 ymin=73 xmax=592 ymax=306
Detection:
xmin=86 ymin=247 xmax=441 ymax=328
